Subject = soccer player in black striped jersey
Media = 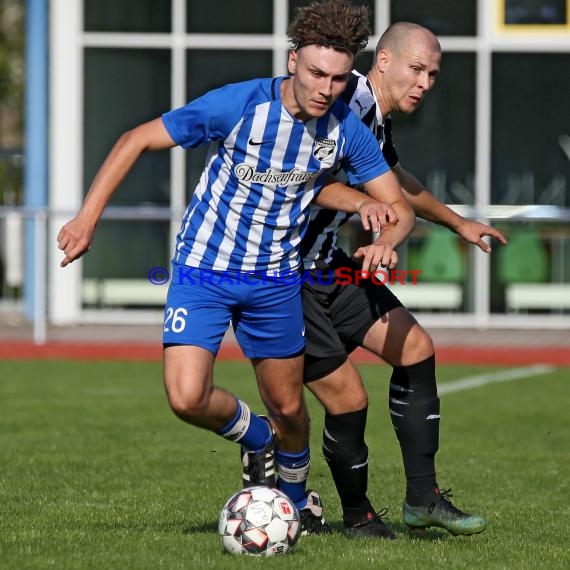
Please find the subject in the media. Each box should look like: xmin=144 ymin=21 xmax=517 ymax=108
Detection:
xmin=301 ymin=22 xmax=507 ymax=538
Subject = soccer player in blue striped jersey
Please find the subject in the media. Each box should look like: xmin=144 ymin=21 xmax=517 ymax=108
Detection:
xmin=57 ymin=0 xmax=415 ymax=534
xmin=300 ymin=22 xmax=506 ymax=538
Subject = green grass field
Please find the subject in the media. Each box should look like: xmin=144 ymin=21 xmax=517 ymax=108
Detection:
xmin=1 ymin=359 xmax=569 ymax=569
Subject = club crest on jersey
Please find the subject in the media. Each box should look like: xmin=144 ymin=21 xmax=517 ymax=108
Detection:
xmin=312 ymin=137 xmax=336 ymax=161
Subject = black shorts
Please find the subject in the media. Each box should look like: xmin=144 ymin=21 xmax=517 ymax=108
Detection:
xmin=302 ymin=253 xmax=403 ymax=378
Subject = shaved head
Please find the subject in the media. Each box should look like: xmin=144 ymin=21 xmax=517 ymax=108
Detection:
xmin=376 ymin=22 xmax=440 ymax=56
xmin=368 ymin=21 xmax=442 ymax=116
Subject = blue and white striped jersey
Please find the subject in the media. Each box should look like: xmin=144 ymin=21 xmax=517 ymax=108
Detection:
xmin=162 ymin=76 xmax=388 ymax=275
xmin=301 ymin=70 xmax=400 ymax=269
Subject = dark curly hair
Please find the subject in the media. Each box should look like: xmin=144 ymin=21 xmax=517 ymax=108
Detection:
xmin=287 ymin=0 xmax=370 ymax=58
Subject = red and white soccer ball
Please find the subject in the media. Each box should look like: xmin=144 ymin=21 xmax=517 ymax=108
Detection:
xmin=219 ymin=486 xmax=301 ymax=556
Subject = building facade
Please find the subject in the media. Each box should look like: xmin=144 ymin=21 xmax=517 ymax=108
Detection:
xmin=31 ymin=0 xmax=570 ymax=328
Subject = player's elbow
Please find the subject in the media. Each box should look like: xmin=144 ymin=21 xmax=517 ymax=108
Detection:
xmin=116 ymin=124 xmax=155 ymax=155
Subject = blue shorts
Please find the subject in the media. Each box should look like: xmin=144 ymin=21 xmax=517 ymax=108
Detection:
xmin=162 ymin=265 xmax=305 ymax=359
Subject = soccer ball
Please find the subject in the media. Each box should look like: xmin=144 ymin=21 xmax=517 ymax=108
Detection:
xmin=218 ymin=486 xmax=301 ymax=556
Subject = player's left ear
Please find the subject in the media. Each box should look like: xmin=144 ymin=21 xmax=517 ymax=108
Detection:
xmin=376 ymin=49 xmax=390 ymax=72
xmin=288 ymin=50 xmax=298 ymax=75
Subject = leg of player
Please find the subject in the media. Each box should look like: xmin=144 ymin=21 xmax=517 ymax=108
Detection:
xmin=163 ymin=345 xmax=278 ymax=485
xmin=253 ymin=355 xmax=332 ymax=535
xmin=305 ymin=357 xmax=397 ymax=539
xmin=227 ymin=276 xmax=331 ymax=535
xmin=162 ymin=275 xmax=280 ymax=480
xmin=362 ymin=307 xmax=488 ymax=536
xmin=164 ymin=345 xmax=243 ymax=430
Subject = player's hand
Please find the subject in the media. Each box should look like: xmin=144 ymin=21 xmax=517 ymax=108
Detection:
xmin=454 ymin=219 xmax=508 ymax=253
xmin=57 ymin=216 xmax=96 ymax=267
xmin=352 ymin=243 xmax=399 ymax=275
xmin=357 ymin=200 xmax=398 ymax=233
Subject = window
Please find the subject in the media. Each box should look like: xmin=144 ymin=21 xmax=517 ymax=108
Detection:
xmin=84 ymin=49 xmax=171 ymax=205
xmin=83 ymin=49 xmax=172 ymax=285
xmin=48 ymin=0 xmax=570 ymax=320
xmin=354 ymin=51 xmax=373 ymax=76
xmin=390 ymin=0 xmax=477 ymax=36
xmin=84 ymin=0 xmax=171 ymax=33
xmin=492 ymin=53 xmax=570 ymax=206
xmin=186 ymin=0 xmax=273 ymax=33
xmin=82 ymin=220 xmax=170 ymax=282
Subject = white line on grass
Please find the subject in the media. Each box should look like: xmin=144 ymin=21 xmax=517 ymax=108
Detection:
xmin=438 ymin=364 xmax=555 ymax=396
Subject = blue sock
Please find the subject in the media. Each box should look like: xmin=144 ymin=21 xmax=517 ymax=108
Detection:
xmin=276 ymin=447 xmax=310 ymax=509
xmin=217 ymin=399 xmax=272 ymax=451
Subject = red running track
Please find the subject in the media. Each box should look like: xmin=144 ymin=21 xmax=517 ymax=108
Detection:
xmin=0 ymin=342 xmax=569 ymax=366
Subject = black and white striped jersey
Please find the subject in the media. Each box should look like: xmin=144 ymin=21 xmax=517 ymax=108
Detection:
xmin=301 ymin=70 xmax=400 ymax=269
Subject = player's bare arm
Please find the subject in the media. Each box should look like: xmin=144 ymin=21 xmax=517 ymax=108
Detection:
xmin=347 ymin=170 xmax=414 ymax=274
xmin=362 ymin=170 xmax=415 ymax=247
xmin=393 ymin=163 xmax=508 ymax=253
xmin=57 ymin=118 xmax=176 ymax=267
xmin=316 ymin=179 xmax=398 ymax=234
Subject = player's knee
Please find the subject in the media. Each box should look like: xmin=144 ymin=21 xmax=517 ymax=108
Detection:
xmin=273 ymin=398 xmax=307 ymax=422
xmin=167 ymin=393 xmax=208 ymax=420
xmin=268 ymin=398 xmax=309 ymax=432
xmin=305 ymin=355 xmax=368 ymax=413
xmin=164 ymin=377 xmax=210 ymax=420
xmin=415 ymin=326 xmax=435 ymax=358
xmin=348 ymin=388 xmax=368 ymax=411
xmin=404 ymin=324 xmax=434 ymax=364
xmin=320 ymin=388 xmax=367 ymax=414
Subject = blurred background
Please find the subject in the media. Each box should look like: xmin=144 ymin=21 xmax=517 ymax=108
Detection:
xmin=0 ymin=0 xmax=569 ymax=343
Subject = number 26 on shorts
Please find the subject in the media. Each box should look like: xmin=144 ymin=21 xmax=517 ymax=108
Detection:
xmin=163 ymin=307 xmax=188 ymax=333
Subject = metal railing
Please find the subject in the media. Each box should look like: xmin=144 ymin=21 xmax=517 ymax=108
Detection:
xmin=1 ymin=204 xmax=569 ymax=344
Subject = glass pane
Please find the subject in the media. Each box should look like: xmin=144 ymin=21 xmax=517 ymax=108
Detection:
xmin=82 ymin=220 xmax=170 ymax=307
xmin=82 ymin=220 xmax=170 ymax=282
xmin=185 ymin=49 xmax=273 ymax=199
xmin=84 ymin=0 xmax=171 ymax=33
xmin=187 ymin=0 xmax=273 ymax=33
xmin=504 ymin=0 xmax=567 ymax=25
xmin=83 ymin=49 xmax=171 ymax=289
xmin=492 ymin=54 xmax=570 ymax=206
xmin=390 ymin=53 xmax=476 ymax=205
xmin=353 ymin=50 xmax=373 ymax=76
xmin=289 ymin=0 xmax=376 ymax=35
xmin=84 ymin=49 xmax=171 ymax=205
xmin=390 ymin=0 xmax=476 ymax=36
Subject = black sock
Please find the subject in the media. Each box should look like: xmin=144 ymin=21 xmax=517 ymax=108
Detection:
xmin=322 ymin=408 xmax=374 ymax=524
xmin=389 ymin=355 xmax=440 ymax=506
